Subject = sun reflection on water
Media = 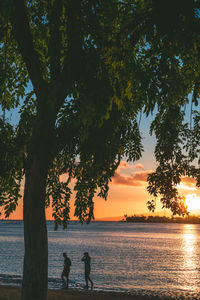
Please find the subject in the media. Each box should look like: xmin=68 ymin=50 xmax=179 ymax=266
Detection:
xmin=183 ymin=233 xmax=195 ymax=253
xmin=179 ymin=224 xmax=200 ymax=292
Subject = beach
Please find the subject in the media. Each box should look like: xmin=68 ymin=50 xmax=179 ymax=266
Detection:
xmin=0 ymin=285 xmax=185 ymax=300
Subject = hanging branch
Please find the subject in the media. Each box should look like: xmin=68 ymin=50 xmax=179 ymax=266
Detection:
xmin=190 ymin=78 xmax=200 ymax=129
xmin=2 ymin=19 xmax=9 ymax=122
xmin=10 ymin=0 xmax=47 ymax=102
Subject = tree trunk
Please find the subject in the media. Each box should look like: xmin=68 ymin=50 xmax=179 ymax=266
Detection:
xmin=21 ymin=139 xmax=51 ymax=300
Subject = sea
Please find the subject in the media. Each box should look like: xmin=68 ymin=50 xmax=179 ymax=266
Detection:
xmin=0 ymin=220 xmax=200 ymax=298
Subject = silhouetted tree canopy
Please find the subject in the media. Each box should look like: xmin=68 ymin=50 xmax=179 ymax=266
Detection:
xmin=0 ymin=1 xmax=200 ymax=300
xmin=0 ymin=0 xmax=144 ymax=227
xmin=0 ymin=0 xmax=199 ymax=221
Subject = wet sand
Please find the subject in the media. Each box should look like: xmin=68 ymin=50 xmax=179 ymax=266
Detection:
xmin=0 ymin=285 xmax=194 ymax=300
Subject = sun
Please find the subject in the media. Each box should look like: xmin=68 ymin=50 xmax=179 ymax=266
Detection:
xmin=185 ymin=194 xmax=200 ymax=213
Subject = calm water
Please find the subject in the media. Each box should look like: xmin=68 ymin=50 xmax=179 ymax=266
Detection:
xmin=0 ymin=221 xmax=200 ymax=298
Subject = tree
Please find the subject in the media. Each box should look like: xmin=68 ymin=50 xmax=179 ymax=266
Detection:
xmin=0 ymin=1 xmax=143 ymax=300
xmin=133 ymin=0 xmax=200 ymax=214
xmin=0 ymin=1 xmax=200 ymax=300
xmin=117 ymin=0 xmax=200 ymax=215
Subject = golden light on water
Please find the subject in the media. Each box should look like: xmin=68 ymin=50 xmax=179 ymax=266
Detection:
xmin=185 ymin=194 xmax=200 ymax=213
xmin=179 ymin=224 xmax=199 ymax=291
xmin=183 ymin=232 xmax=195 ymax=253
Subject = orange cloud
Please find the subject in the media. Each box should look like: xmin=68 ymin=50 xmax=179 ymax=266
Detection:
xmin=181 ymin=176 xmax=196 ymax=187
xmin=111 ymin=170 xmax=152 ymax=187
xmin=135 ymin=163 xmax=144 ymax=169
xmin=119 ymin=161 xmax=129 ymax=168
xmin=177 ymin=182 xmax=197 ymax=191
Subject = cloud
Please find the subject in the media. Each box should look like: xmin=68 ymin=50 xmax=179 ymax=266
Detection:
xmin=133 ymin=172 xmax=149 ymax=181
xmin=119 ymin=161 xmax=129 ymax=168
xmin=112 ymin=170 xmax=199 ymax=190
xmin=135 ymin=163 xmax=144 ymax=170
xmin=111 ymin=170 xmax=152 ymax=187
xmin=177 ymin=182 xmax=197 ymax=191
xmin=181 ymin=176 xmax=196 ymax=187
xmin=176 ymin=176 xmax=197 ymax=191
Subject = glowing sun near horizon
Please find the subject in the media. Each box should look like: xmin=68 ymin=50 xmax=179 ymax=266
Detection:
xmin=185 ymin=194 xmax=200 ymax=213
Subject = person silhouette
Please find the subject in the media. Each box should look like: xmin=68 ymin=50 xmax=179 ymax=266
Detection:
xmin=81 ymin=252 xmax=93 ymax=289
xmin=61 ymin=252 xmax=71 ymax=288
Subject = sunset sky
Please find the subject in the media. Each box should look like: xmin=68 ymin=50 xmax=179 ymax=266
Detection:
xmin=7 ymin=102 xmax=200 ymax=221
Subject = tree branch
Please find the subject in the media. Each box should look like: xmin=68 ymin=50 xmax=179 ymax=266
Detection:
xmin=54 ymin=122 xmax=78 ymax=156
xmin=10 ymin=0 xmax=47 ymax=100
xmin=48 ymin=0 xmax=64 ymax=81
xmin=49 ymin=0 xmax=82 ymax=116
xmin=192 ymin=78 xmax=200 ymax=106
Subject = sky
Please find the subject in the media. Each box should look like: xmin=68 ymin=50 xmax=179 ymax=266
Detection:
xmin=2 ymin=103 xmax=157 ymax=220
xmin=5 ymin=103 xmax=200 ymax=221
xmin=1 ymin=80 xmax=200 ymax=221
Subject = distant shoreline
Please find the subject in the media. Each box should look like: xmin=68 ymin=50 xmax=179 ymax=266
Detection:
xmin=124 ymin=215 xmax=200 ymax=224
xmin=2 ymin=217 xmax=200 ymax=224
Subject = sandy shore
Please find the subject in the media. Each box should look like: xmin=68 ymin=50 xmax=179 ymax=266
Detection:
xmin=0 ymin=285 xmax=191 ymax=300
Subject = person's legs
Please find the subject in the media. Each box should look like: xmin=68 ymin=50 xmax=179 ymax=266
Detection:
xmin=61 ymin=271 xmax=69 ymax=288
xmin=85 ymin=270 xmax=93 ymax=289
xmin=66 ymin=272 xmax=69 ymax=288
xmin=88 ymin=275 xmax=93 ymax=289
xmin=85 ymin=271 xmax=89 ymax=289
xmin=61 ymin=272 xmax=65 ymax=285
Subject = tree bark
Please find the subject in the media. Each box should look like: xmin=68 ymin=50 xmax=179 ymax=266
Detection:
xmin=21 ymin=152 xmax=48 ymax=300
xmin=21 ymin=119 xmax=54 ymax=300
